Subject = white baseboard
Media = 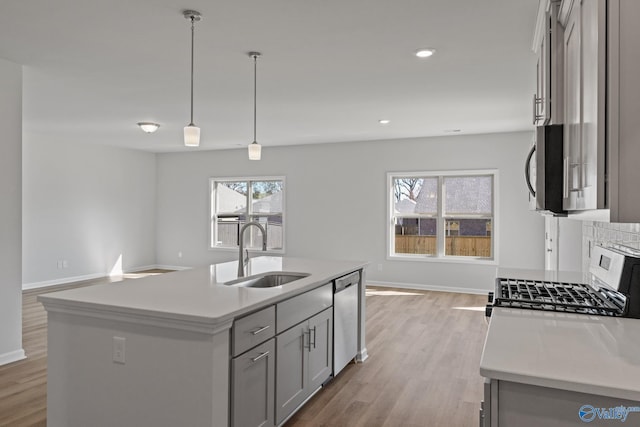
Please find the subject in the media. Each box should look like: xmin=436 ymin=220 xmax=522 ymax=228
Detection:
xmin=23 ymin=272 xmax=105 ymax=291
xmin=0 ymin=349 xmax=26 ymax=366
xmin=367 ymin=280 xmax=490 ymax=295
xmin=22 ymin=264 xmax=191 ymax=291
xmin=154 ymin=264 xmax=191 ymax=271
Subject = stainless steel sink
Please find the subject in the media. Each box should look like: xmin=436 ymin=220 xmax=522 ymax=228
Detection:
xmin=224 ymin=272 xmax=309 ymax=288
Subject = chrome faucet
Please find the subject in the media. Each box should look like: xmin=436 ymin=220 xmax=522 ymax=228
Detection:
xmin=238 ymin=221 xmax=267 ymax=277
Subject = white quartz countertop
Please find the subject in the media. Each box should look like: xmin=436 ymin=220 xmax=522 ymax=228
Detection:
xmin=480 ymin=307 xmax=640 ymax=401
xmin=38 ymin=256 xmax=367 ymax=331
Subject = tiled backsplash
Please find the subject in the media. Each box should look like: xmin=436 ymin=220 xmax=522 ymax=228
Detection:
xmin=582 ymin=221 xmax=640 ymax=272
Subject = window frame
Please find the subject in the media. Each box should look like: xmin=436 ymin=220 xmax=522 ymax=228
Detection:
xmin=387 ymin=170 xmax=498 ymax=264
xmin=209 ymin=176 xmax=286 ymax=253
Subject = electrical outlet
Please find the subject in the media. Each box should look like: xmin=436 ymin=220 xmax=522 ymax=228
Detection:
xmin=112 ymin=336 xmax=126 ymax=364
xmin=56 ymin=260 xmax=63 ymax=269
xmin=178 ymin=251 xmax=183 ymax=258
xmin=62 ymin=260 xmax=68 ymax=268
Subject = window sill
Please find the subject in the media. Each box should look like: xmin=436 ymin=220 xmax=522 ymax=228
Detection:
xmin=387 ymin=254 xmax=497 ymax=266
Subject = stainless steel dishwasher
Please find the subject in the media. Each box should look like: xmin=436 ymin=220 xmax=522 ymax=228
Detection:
xmin=333 ymin=271 xmax=359 ymax=375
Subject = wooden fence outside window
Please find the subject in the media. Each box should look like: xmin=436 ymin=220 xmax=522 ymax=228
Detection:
xmin=394 ymin=235 xmax=491 ymax=258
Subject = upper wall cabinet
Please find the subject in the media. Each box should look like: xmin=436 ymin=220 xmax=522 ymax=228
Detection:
xmin=558 ymin=0 xmax=640 ymax=222
xmin=533 ymin=0 xmax=564 ymax=126
xmin=559 ymin=0 xmax=606 ymax=212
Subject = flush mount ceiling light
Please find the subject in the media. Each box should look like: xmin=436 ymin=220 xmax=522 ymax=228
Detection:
xmin=378 ymin=119 xmax=391 ymax=125
xmin=137 ymin=122 xmax=160 ymax=133
xmin=183 ymin=10 xmax=202 ymax=147
xmin=247 ymin=52 xmax=262 ymax=160
xmin=415 ymin=48 xmax=436 ymax=58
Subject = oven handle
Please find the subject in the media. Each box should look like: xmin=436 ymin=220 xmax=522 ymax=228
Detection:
xmin=524 ymin=144 xmax=536 ymax=197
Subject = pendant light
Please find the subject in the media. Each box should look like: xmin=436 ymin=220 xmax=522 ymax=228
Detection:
xmin=248 ymin=52 xmax=262 ymax=160
xmin=183 ymin=10 xmax=201 ymax=147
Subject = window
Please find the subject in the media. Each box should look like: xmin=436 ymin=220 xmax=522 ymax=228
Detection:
xmin=210 ymin=177 xmax=284 ymax=251
xmin=388 ymin=170 xmax=496 ymax=261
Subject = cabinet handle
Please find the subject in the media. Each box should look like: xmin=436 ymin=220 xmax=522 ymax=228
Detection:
xmin=563 ymin=157 xmax=569 ymax=198
xmin=580 ymin=162 xmax=590 ymax=190
xmin=569 ymin=163 xmax=581 ymax=192
xmin=304 ymin=330 xmax=311 ymax=350
xmin=251 ymin=325 xmax=270 ymax=335
xmin=532 ymin=94 xmax=544 ymax=125
xmin=250 ymin=351 xmax=269 ymax=363
xmin=311 ymin=326 xmax=317 ymax=349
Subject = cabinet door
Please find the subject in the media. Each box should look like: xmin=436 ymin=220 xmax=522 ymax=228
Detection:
xmin=563 ymin=0 xmax=581 ymax=211
xmin=307 ymin=308 xmax=333 ymax=391
xmin=231 ymin=339 xmax=275 ymax=427
xmin=579 ymin=0 xmax=606 ymax=210
xmin=535 ymin=16 xmax=551 ymax=125
xmin=275 ymin=324 xmax=308 ymax=425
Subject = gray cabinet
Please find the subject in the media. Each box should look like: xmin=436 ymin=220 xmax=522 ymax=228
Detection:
xmin=558 ymin=0 xmax=640 ymax=221
xmin=275 ymin=322 xmax=306 ymax=423
xmin=276 ymin=283 xmax=332 ymax=333
xmin=231 ymin=306 xmax=277 ymax=427
xmin=482 ymin=378 xmax=640 ymax=427
xmin=561 ymin=0 xmax=606 ymax=212
xmin=232 ymin=305 xmax=275 ymax=357
xmin=275 ymin=308 xmax=333 ymax=425
xmin=231 ymin=339 xmax=275 ymax=427
xmin=533 ymin=0 xmax=564 ymax=126
xmin=307 ymin=308 xmax=333 ymax=392
xmin=230 ymin=282 xmax=336 ymax=427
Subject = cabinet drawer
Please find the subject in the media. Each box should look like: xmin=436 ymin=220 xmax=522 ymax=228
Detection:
xmin=277 ymin=283 xmax=332 ymax=333
xmin=232 ymin=305 xmax=276 ymax=357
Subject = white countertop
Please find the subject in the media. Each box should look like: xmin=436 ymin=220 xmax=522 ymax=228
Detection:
xmin=38 ymin=256 xmax=367 ymax=332
xmin=480 ymin=307 xmax=640 ymax=401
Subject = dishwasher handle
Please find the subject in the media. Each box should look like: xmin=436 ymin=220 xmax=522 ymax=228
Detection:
xmin=334 ymin=271 xmax=360 ymax=293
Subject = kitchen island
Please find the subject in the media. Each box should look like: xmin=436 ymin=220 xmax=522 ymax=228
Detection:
xmin=480 ymin=269 xmax=640 ymax=426
xmin=38 ymin=256 xmax=368 ymax=427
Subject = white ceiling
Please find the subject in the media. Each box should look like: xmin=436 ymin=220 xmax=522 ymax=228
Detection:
xmin=0 ymin=0 xmax=538 ymax=153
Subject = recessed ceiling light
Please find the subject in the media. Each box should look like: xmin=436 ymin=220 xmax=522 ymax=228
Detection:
xmin=137 ymin=122 xmax=160 ymax=133
xmin=379 ymin=119 xmax=391 ymax=125
xmin=415 ymin=48 xmax=436 ymax=58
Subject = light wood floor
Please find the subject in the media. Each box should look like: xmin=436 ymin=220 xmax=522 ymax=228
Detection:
xmin=1 ymin=279 xmax=488 ymax=427
xmin=286 ymin=288 xmax=489 ymax=427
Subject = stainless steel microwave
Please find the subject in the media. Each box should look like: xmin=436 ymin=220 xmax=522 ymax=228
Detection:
xmin=525 ymin=124 xmax=566 ymax=215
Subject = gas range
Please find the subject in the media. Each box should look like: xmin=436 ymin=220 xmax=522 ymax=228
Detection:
xmin=486 ymin=245 xmax=640 ymax=319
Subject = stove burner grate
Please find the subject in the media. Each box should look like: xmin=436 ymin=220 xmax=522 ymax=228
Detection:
xmin=494 ymin=278 xmax=624 ymax=316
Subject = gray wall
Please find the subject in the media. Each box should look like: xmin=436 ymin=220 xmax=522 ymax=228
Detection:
xmin=0 ymin=58 xmax=24 ymax=365
xmin=22 ymin=140 xmax=157 ymax=287
xmin=157 ymin=131 xmax=545 ymax=293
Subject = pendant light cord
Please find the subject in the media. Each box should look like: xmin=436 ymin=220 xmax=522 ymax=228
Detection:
xmin=253 ymin=54 xmax=258 ymax=143
xmin=189 ymin=16 xmax=195 ymax=126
